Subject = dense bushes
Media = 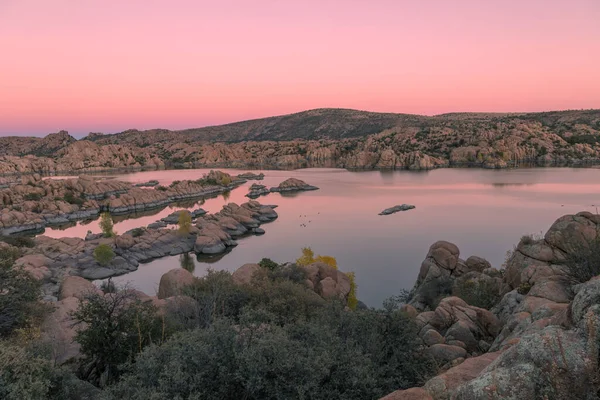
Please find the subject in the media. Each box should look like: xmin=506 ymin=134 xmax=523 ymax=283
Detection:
xmin=0 ymin=246 xmax=46 ymax=337
xmin=110 ymin=284 xmax=434 ymax=400
xmin=72 ymin=289 xmax=163 ymax=387
xmin=452 ymin=278 xmax=502 ymax=310
xmin=564 ymin=237 xmax=600 ymax=282
xmin=0 ymin=235 xmax=35 ymax=248
xmin=0 ymin=342 xmax=99 ymax=400
xmin=93 ymin=244 xmax=115 ymax=266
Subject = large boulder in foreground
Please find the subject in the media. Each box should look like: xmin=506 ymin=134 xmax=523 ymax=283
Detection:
xmin=59 ymin=276 xmax=100 ymax=300
xmin=157 ymin=268 xmax=195 ymax=299
xmin=232 ymin=263 xmax=261 ymax=285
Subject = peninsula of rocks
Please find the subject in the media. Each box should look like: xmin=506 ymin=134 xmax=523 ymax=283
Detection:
xmin=0 ymin=170 xmax=244 ymax=235
xmin=1 ymin=108 xmax=600 ymax=175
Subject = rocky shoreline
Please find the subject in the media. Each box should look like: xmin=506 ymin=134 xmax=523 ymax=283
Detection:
xmin=11 ymin=199 xmax=278 ymax=300
xmin=0 ymin=170 xmax=246 ymax=236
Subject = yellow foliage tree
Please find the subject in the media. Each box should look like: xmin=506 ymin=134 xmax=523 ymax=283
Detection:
xmin=296 ymin=247 xmax=315 ymax=266
xmin=315 ymin=255 xmax=337 ymax=269
xmin=296 ymin=248 xmax=338 ymax=269
xmin=99 ymin=212 xmax=116 ymax=238
xmin=346 ymin=272 xmax=358 ymax=310
xmin=178 ymin=211 xmax=192 ymax=235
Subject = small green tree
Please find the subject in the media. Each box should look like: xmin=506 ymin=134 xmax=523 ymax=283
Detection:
xmin=177 ymin=211 xmax=192 ymax=235
xmin=99 ymin=212 xmax=116 ymax=238
xmin=93 ymin=244 xmax=115 ymax=266
xmin=72 ymin=288 xmax=162 ymax=387
xmin=258 ymin=258 xmax=279 ymax=271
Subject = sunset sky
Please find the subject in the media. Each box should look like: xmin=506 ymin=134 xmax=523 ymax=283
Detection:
xmin=1 ymin=0 xmax=599 ymax=137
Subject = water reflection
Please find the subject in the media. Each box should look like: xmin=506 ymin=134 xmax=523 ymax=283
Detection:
xmin=84 ymin=167 xmax=600 ymax=307
xmin=179 ymin=252 xmax=195 ymax=273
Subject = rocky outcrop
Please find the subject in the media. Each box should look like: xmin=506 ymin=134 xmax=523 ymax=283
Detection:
xmin=0 ymin=172 xmax=240 ymax=235
xmin=379 ymin=204 xmax=415 ymax=215
xmin=13 ymin=200 xmax=277 ymax=299
xmin=415 ymin=297 xmax=502 ymax=364
xmin=300 ymin=262 xmax=352 ymax=301
xmin=269 ymin=178 xmax=319 ymax=193
xmin=5 ymin=111 xmax=600 ymax=174
xmin=246 ymin=183 xmax=270 ymax=199
xmin=408 ymin=241 xmax=503 ymax=311
xmin=383 ymin=211 xmax=600 ymax=399
xmin=157 ymin=268 xmax=195 ymax=299
xmin=232 ymin=263 xmax=261 ymax=285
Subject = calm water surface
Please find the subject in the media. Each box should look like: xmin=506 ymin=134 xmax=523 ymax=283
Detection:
xmin=49 ymin=168 xmax=600 ymax=307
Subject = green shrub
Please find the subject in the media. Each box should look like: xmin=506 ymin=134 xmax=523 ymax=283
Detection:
xmin=110 ymin=300 xmax=434 ymax=400
xmin=130 ymin=228 xmax=144 ymax=238
xmin=64 ymin=191 xmax=84 ymax=205
xmin=520 ymin=234 xmax=534 ymax=245
xmin=24 ymin=193 xmax=43 ymax=201
xmin=258 ymin=258 xmax=279 ymax=271
xmin=156 ymin=185 xmax=168 ymax=192
xmin=93 ymin=244 xmax=115 ymax=266
xmin=0 ymin=247 xmax=46 ymax=337
xmin=99 ymin=212 xmax=116 ymax=238
xmin=452 ymin=278 xmax=502 ymax=310
xmin=564 ymin=237 xmax=600 ymax=283
xmin=0 ymin=342 xmax=99 ymax=400
xmin=72 ymin=287 xmax=163 ymax=387
xmin=0 ymin=235 xmax=35 ymax=248
xmin=517 ymin=281 xmax=532 ymax=295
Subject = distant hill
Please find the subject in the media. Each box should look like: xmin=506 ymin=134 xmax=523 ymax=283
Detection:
xmin=1 ymin=108 xmax=600 ymax=174
xmin=79 ymin=108 xmax=600 ymax=146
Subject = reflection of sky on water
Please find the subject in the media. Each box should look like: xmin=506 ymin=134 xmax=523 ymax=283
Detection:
xmin=73 ymin=167 xmax=600 ymax=307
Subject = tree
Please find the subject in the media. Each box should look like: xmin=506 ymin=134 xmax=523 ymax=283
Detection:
xmin=258 ymin=258 xmax=279 ymax=271
xmin=93 ymin=244 xmax=115 ymax=266
xmin=177 ymin=211 xmax=192 ymax=235
xmin=296 ymin=247 xmax=338 ymax=269
xmin=295 ymin=247 xmax=315 ymax=266
xmin=346 ymin=272 xmax=358 ymax=310
xmin=179 ymin=252 xmax=195 ymax=272
xmin=99 ymin=212 xmax=116 ymax=238
xmin=0 ymin=246 xmax=45 ymax=337
xmin=72 ymin=288 xmax=163 ymax=387
xmin=315 ymin=255 xmax=337 ymax=269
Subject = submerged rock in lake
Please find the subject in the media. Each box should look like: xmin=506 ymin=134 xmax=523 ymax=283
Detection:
xmin=270 ymin=178 xmax=319 ymax=192
xmin=379 ymin=204 xmax=415 ymax=215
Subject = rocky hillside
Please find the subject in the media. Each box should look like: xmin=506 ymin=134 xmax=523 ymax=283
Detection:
xmin=382 ymin=211 xmax=600 ymax=399
xmin=1 ymin=109 xmax=600 ymax=174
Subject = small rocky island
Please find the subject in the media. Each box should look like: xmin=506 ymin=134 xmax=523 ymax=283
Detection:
xmin=237 ymin=172 xmax=265 ymax=180
xmin=379 ymin=204 xmax=415 ymax=215
xmin=246 ymin=183 xmax=270 ymax=199
xmin=269 ymin=178 xmax=319 ymax=193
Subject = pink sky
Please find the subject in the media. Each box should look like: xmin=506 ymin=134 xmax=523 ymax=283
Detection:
xmin=1 ymin=0 xmax=599 ymax=137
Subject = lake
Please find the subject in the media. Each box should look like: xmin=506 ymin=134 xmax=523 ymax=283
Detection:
xmin=46 ymin=167 xmax=600 ymax=307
